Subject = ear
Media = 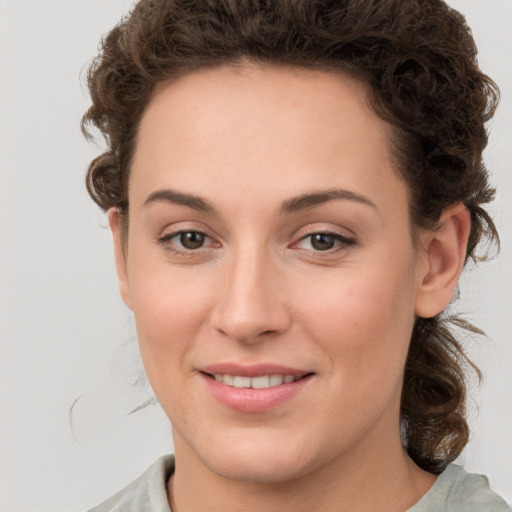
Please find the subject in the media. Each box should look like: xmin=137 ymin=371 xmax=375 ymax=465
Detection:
xmin=108 ymin=208 xmax=133 ymax=311
xmin=414 ymin=204 xmax=470 ymax=318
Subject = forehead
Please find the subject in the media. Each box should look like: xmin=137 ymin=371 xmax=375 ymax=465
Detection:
xmin=140 ymin=63 xmax=384 ymax=153
xmin=130 ymin=63 xmax=406 ymax=216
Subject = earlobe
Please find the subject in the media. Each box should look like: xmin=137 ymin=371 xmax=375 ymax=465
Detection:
xmin=107 ymin=208 xmax=133 ymax=311
xmin=414 ymin=204 xmax=471 ymax=318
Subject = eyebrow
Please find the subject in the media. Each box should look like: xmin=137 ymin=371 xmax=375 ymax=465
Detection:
xmin=143 ymin=187 xmax=378 ymax=215
xmin=280 ymin=188 xmax=378 ymax=215
xmin=143 ymin=189 xmax=215 ymax=212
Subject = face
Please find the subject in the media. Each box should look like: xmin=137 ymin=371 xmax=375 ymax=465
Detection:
xmin=114 ymin=64 xmax=430 ymax=483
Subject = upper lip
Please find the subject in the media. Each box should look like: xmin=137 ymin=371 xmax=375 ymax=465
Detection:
xmin=200 ymin=363 xmax=313 ymax=378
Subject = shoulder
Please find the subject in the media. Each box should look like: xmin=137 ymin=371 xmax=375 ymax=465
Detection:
xmin=409 ymin=464 xmax=510 ymax=512
xmin=87 ymin=454 xmax=175 ymax=512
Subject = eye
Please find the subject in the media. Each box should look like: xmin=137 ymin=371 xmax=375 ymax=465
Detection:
xmin=158 ymin=230 xmax=217 ymax=253
xmin=295 ymin=232 xmax=356 ymax=252
xmin=177 ymin=231 xmax=206 ymax=249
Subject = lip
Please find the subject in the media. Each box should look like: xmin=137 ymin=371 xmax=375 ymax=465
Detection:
xmin=200 ymin=363 xmax=311 ymax=378
xmin=199 ymin=363 xmax=314 ymax=413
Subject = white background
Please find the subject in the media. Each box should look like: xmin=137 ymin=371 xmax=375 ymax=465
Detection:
xmin=0 ymin=1 xmax=511 ymax=510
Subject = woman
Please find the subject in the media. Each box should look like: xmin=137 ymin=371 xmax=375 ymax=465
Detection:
xmin=82 ymin=0 xmax=509 ymax=510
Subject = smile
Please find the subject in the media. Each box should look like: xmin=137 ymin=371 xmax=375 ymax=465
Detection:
xmin=210 ymin=374 xmax=303 ymax=388
xmin=200 ymin=366 xmax=315 ymax=412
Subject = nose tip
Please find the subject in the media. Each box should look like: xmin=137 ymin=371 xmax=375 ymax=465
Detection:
xmin=211 ymin=256 xmax=291 ymax=344
xmin=214 ymin=304 xmax=287 ymax=343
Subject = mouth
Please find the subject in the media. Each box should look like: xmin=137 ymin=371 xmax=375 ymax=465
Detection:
xmin=198 ymin=363 xmax=315 ymax=412
xmin=200 ymin=367 xmax=315 ymax=412
xmin=201 ymin=372 xmax=314 ymax=389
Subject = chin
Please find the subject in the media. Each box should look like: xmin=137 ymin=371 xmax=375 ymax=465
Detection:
xmin=204 ymin=452 xmax=311 ymax=484
xmin=182 ymin=427 xmax=317 ymax=484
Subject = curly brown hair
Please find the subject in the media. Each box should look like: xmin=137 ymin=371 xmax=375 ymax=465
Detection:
xmin=81 ymin=0 xmax=499 ymax=473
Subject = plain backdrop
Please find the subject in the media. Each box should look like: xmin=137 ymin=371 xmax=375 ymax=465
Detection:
xmin=0 ymin=1 xmax=511 ymax=511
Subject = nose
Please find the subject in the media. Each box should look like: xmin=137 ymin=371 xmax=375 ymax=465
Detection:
xmin=211 ymin=248 xmax=291 ymax=344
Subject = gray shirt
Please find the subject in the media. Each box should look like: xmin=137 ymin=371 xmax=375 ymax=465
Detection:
xmin=88 ymin=455 xmax=510 ymax=512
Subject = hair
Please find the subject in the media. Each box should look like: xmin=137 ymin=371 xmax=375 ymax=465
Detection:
xmin=82 ymin=0 xmax=499 ymax=473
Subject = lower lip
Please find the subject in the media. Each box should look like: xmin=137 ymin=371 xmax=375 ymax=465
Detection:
xmin=201 ymin=373 xmax=313 ymax=413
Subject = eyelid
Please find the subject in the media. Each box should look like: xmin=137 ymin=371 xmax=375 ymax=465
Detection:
xmin=156 ymin=224 xmax=222 ymax=254
xmin=155 ymin=223 xmax=356 ymax=255
xmin=294 ymin=219 xmax=356 ymax=236
xmin=157 ymin=220 xmax=218 ymax=241
xmin=291 ymin=226 xmax=357 ymax=253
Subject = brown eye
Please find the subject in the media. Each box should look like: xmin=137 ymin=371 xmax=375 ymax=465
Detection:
xmin=310 ymin=233 xmax=337 ymax=251
xmin=179 ymin=231 xmax=205 ymax=249
xmin=294 ymin=231 xmax=356 ymax=253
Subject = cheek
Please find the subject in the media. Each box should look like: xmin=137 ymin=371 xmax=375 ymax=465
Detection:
xmin=127 ymin=257 xmax=214 ymax=374
xmin=292 ymin=256 xmax=417 ymax=392
xmin=297 ymin=262 xmax=415 ymax=337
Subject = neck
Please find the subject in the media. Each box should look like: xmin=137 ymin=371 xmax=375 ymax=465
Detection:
xmin=167 ymin=427 xmax=437 ymax=512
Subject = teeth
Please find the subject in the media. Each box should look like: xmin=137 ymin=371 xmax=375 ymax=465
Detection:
xmin=251 ymin=375 xmax=270 ymax=389
xmin=233 ymin=376 xmax=251 ymax=388
xmin=213 ymin=374 xmax=299 ymax=389
xmin=269 ymin=375 xmax=284 ymax=386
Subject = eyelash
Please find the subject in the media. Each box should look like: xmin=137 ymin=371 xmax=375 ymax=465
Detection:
xmin=157 ymin=230 xmax=357 ymax=256
xmin=157 ymin=231 xmax=218 ymax=256
xmin=294 ymin=231 xmax=357 ymax=253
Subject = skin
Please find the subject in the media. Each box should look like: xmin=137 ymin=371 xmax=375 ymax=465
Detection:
xmin=109 ymin=63 xmax=470 ymax=512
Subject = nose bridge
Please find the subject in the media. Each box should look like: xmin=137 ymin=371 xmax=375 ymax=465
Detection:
xmin=212 ymin=241 xmax=289 ymax=343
